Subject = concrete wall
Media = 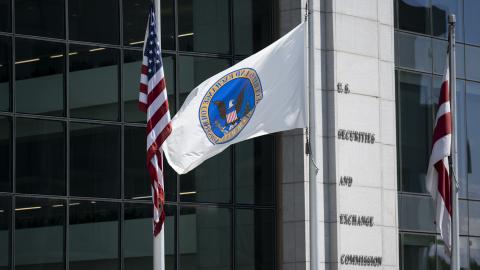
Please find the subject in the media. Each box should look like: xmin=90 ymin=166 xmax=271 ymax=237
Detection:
xmin=277 ymin=0 xmax=398 ymax=269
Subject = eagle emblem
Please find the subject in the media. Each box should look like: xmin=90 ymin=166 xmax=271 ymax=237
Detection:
xmin=199 ymin=68 xmax=263 ymax=144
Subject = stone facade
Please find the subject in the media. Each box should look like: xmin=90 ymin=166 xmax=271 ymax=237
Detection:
xmin=277 ymin=1 xmax=398 ymax=269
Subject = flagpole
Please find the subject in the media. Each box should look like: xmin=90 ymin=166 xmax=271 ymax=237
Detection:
xmin=448 ymin=14 xmax=460 ymax=270
xmin=305 ymin=0 xmax=319 ymax=269
xmin=153 ymin=1 xmax=166 ymax=270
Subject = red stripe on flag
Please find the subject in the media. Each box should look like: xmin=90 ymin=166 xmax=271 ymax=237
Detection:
xmin=432 ymin=113 xmax=452 ymax=145
xmin=147 ymin=79 xmax=167 ymax=105
xmin=435 ymin=161 xmax=452 ymax=215
xmin=439 ymin=81 xmax=450 ymax=105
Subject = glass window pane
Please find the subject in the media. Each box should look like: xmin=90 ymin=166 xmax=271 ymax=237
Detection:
xmin=397 ymin=71 xmax=434 ymax=193
xmin=123 ymin=0 xmax=175 ymax=50
xmin=433 ymin=40 xmax=465 ymax=79
xmin=180 ymin=148 xmax=231 ymax=203
xmin=69 ymin=201 xmax=119 ymax=270
xmin=235 ymin=136 xmax=274 ymax=205
xmin=398 ymin=0 xmax=431 ymax=35
xmin=471 ymin=237 xmax=480 ymax=268
xmin=0 ymin=117 xmax=11 ymax=192
xmin=465 ymin=0 xmax=480 ymax=46
xmin=233 ymin=0 xmax=273 ymax=56
xmin=124 ymin=203 xmax=175 ymax=270
xmin=69 ymin=0 xmax=119 ymax=44
xmin=15 ymin=0 xmax=65 ymax=38
xmin=69 ymin=45 xmax=119 ymax=121
xmin=465 ymin=45 xmax=480 ymax=82
xmin=395 ymin=32 xmax=432 ymax=73
xmin=0 ymin=196 xmax=10 ymax=270
xmin=15 ymin=38 xmax=64 ymax=116
xmin=179 ymin=206 xmax=231 ymax=270
xmin=235 ymin=209 xmax=274 ymax=270
xmin=469 ymin=201 xmax=480 ymax=236
xmin=398 ymin=194 xmax=435 ymax=232
xmin=0 ymin=0 xmax=10 ymax=32
xmin=432 ymin=0 xmax=464 ymax=42
xmin=70 ymin=123 xmax=120 ymax=198
xmin=466 ymin=82 xmax=480 ymax=199
xmin=15 ymin=197 xmax=64 ymax=270
xmin=124 ymin=50 xmax=175 ymax=123
xmin=124 ymin=126 xmax=176 ymax=201
xmin=401 ymin=233 xmax=435 ymax=270
xmin=178 ymin=56 xmax=230 ymax=106
xmin=0 ymin=37 xmax=11 ymax=112
xmin=460 ymin=200 xmax=468 ymax=235
xmin=178 ymin=0 xmax=230 ymax=54
xmin=16 ymin=118 xmax=65 ymax=195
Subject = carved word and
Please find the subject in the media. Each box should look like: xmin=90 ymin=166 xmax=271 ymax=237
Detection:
xmin=339 ymin=176 xmax=353 ymax=187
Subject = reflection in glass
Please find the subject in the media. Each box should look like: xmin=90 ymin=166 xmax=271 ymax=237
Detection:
xmin=124 ymin=204 xmax=175 ymax=270
xmin=180 ymin=148 xmax=231 ymax=203
xmin=178 ymin=0 xmax=230 ymax=54
xmin=124 ymin=51 xmax=175 ymax=123
xmin=235 ymin=209 xmax=274 ymax=270
xmin=178 ymin=56 xmax=230 ymax=105
xmin=124 ymin=126 xmax=176 ymax=201
xmin=69 ymin=0 xmax=119 ymax=44
xmin=398 ymin=194 xmax=435 ymax=232
xmin=179 ymin=207 xmax=231 ymax=270
xmin=397 ymin=71 xmax=433 ymax=193
xmin=432 ymin=0 xmax=464 ymax=42
xmin=469 ymin=201 xmax=480 ymax=236
xmin=395 ymin=32 xmax=432 ymax=73
xmin=0 ymin=37 xmax=10 ymax=111
xmin=70 ymin=123 xmax=120 ymax=198
xmin=466 ymin=82 xmax=480 ymax=199
xmin=398 ymin=0 xmax=431 ymax=35
xmin=16 ymin=118 xmax=65 ymax=195
xmin=69 ymin=201 xmax=119 ymax=270
xmin=401 ymin=234 xmax=435 ymax=270
xmin=0 ymin=0 xmax=10 ymax=32
xmin=123 ymin=0 xmax=175 ymax=50
xmin=465 ymin=0 xmax=480 ymax=46
xmin=233 ymin=0 xmax=272 ymax=55
xmin=0 ymin=197 xmax=10 ymax=270
xmin=465 ymin=45 xmax=480 ymax=82
xmin=460 ymin=200 xmax=468 ymax=235
xmin=433 ymin=40 xmax=465 ymax=79
xmin=471 ymin=237 xmax=480 ymax=269
xmin=0 ymin=117 xmax=10 ymax=192
xmin=15 ymin=38 xmax=64 ymax=116
xmin=15 ymin=197 xmax=64 ymax=270
xmin=15 ymin=0 xmax=65 ymax=38
xmin=235 ymin=136 xmax=274 ymax=205
xmin=69 ymin=45 xmax=119 ymax=120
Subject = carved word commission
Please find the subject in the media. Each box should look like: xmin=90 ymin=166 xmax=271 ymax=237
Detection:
xmin=340 ymin=254 xmax=382 ymax=267
xmin=337 ymin=129 xmax=375 ymax=144
xmin=339 ymin=214 xmax=374 ymax=227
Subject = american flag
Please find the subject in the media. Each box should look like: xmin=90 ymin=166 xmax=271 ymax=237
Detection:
xmin=426 ymin=54 xmax=452 ymax=251
xmin=138 ymin=3 xmax=172 ymax=237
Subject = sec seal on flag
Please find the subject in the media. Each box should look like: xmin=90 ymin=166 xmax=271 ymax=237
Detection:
xmin=199 ymin=68 xmax=263 ymax=144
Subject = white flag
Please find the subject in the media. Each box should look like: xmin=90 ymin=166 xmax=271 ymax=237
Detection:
xmin=164 ymin=22 xmax=307 ymax=174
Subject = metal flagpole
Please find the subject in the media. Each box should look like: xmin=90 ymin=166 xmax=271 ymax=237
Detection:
xmin=153 ymin=1 xmax=166 ymax=270
xmin=448 ymin=14 xmax=460 ymax=270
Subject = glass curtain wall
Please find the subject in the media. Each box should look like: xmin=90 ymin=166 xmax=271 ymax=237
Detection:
xmin=0 ymin=0 xmax=277 ymax=269
xmin=395 ymin=0 xmax=480 ymax=269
